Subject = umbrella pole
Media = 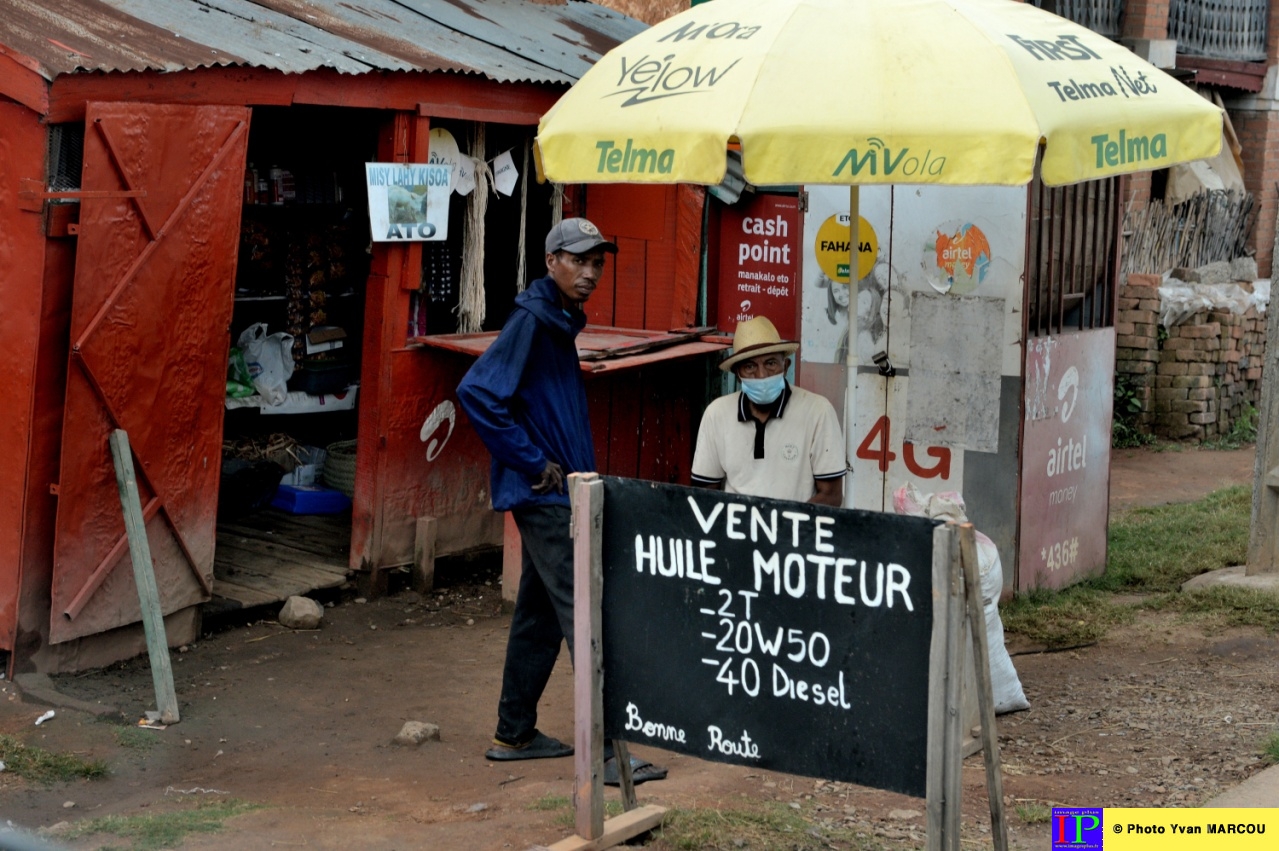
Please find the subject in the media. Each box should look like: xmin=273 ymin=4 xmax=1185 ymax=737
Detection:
xmin=843 ymin=185 xmax=859 ymax=509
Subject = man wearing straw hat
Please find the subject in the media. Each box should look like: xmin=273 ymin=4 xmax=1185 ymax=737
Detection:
xmin=691 ymin=316 xmax=846 ymax=505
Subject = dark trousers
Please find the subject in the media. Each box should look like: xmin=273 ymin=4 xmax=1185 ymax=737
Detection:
xmin=494 ymin=504 xmax=575 ymax=745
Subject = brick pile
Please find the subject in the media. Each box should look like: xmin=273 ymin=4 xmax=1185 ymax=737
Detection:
xmin=1115 ymin=273 xmax=1266 ymax=441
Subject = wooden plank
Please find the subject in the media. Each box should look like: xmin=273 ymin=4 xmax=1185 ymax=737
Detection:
xmin=215 ymin=523 xmax=350 ymax=561
xmin=213 ymin=549 xmax=348 ymax=588
xmin=212 ymin=570 xmax=342 ymax=605
xmin=208 ymin=581 xmax=281 ymax=609
xmin=545 ymin=805 xmax=667 ymax=851
xmin=47 ymin=66 xmax=559 ymax=124
xmin=214 ymin=537 xmax=348 ymax=575
xmin=611 ymin=236 xmax=647 ymax=329
xmin=109 ymin=430 xmax=179 ymax=725
xmin=571 ymin=473 xmax=605 ymax=841
xmin=413 ymin=517 xmax=437 ymax=593
xmin=215 ymin=526 xmax=348 ymax=562
xmin=959 ymin=526 xmax=1010 ymax=851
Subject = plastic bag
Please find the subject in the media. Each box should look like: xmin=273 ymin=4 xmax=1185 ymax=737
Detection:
xmin=237 ymin=324 xmax=294 ymax=406
xmin=893 ymin=484 xmax=1029 ymax=714
xmin=226 ymin=347 xmax=256 ymax=398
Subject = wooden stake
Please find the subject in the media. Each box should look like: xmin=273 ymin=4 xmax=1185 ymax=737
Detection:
xmin=109 ymin=429 xmax=179 ymax=725
xmin=958 ymin=525 xmax=1009 ymax=851
xmin=565 ymin=473 xmax=666 ymax=851
xmin=571 ymin=473 xmax=605 ymax=840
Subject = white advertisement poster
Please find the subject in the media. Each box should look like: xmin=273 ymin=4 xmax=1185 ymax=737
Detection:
xmin=365 ymin=162 xmax=451 ymax=242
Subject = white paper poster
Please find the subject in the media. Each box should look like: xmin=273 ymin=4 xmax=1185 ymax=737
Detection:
xmin=492 ymin=149 xmax=518 ymax=196
xmin=454 ymin=157 xmax=477 ymax=196
xmin=365 ymin=162 xmax=451 ymax=242
xmin=428 ymin=128 xmax=462 ymax=190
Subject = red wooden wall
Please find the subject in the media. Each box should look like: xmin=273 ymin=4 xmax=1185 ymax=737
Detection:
xmin=0 ymin=101 xmax=52 ymax=665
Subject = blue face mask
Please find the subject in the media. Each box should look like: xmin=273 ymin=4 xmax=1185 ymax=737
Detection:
xmin=740 ymin=373 xmax=786 ymax=405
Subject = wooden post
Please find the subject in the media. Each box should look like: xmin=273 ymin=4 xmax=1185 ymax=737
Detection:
xmin=1248 ymin=209 xmax=1279 ymax=575
xmin=556 ymin=473 xmax=666 ymax=851
xmin=571 ymin=473 xmax=605 ymax=841
xmin=942 ymin=526 xmax=965 ymax=851
xmin=109 ymin=429 xmax=180 ymax=725
xmin=612 ymin=739 xmax=638 ymax=811
xmin=412 ymin=516 xmax=437 ymax=593
xmin=925 ymin=524 xmax=954 ymax=851
xmin=959 ymin=526 xmax=1010 ymax=851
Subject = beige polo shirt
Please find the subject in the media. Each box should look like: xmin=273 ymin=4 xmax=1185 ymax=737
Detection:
xmin=691 ymin=384 xmax=846 ymax=503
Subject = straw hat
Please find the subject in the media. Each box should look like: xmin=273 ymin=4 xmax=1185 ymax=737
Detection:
xmin=719 ymin=316 xmax=799 ymax=372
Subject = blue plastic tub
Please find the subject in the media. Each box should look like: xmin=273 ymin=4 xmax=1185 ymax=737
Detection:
xmin=270 ymin=484 xmax=351 ymax=515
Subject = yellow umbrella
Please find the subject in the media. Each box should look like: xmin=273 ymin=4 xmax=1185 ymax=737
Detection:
xmin=536 ymin=0 xmax=1222 ymax=187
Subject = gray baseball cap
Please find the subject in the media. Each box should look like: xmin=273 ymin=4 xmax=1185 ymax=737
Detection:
xmin=545 ymin=217 xmax=618 ymax=255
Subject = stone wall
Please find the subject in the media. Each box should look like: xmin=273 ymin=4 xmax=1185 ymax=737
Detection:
xmin=1115 ymin=273 xmax=1266 ymax=441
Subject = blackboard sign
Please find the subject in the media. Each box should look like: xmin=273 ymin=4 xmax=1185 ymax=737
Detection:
xmin=600 ymin=477 xmax=940 ymax=797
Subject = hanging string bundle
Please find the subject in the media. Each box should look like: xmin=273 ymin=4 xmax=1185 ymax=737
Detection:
xmin=457 ymin=124 xmax=495 ymax=334
xmin=515 ymin=138 xmax=529 ymax=293
xmin=551 ymin=183 xmax=564 ymax=227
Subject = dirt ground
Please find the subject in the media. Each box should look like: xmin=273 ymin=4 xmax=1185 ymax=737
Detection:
xmin=2 ymin=445 xmax=1273 ymax=851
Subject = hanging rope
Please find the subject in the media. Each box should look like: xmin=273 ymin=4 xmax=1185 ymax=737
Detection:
xmin=516 ymin=138 xmax=529 ymax=292
xmin=551 ymin=183 xmax=564 ymax=227
xmin=457 ymin=125 xmax=495 ymax=333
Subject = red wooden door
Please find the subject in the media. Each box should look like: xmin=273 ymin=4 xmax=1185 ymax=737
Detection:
xmin=49 ymin=103 xmax=250 ymax=643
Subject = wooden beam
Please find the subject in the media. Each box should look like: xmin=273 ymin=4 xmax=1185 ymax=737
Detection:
xmin=48 ymin=65 xmax=563 ymax=124
xmin=0 ymin=49 xmax=49 ymax=115
xmin=545 ymin=805 xmax=666 ymax=851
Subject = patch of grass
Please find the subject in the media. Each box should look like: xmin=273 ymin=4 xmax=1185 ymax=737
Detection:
xmin=114 ymin=726 xmax=159 ymax=751
xmin=1262 ymin=731 xmax=1279 ymax=765
xmin=1000 ymin=588 xmax=1133 ymax=648
xmin=1141 ymin=587 xmax=1279 ymax=632
xmin=1015 ymin=802 xmax=1051 ymax=824
xmin=63 ymin=798 xmax=261 ymax=851
xmin=551 ymin=800 xmax=625 ymax=829
xmin=1202 ymin=403 xmax=1259 ymax=450
xmin=1101 ymin=485 xmax=1250 ymax=592
xmin=528 ymin=794 xmax=570 ymax=812
xmin=649 ymin=803 xmax=875 ymax=851
xmin=0 ymin=734 xmax=107 ymax=784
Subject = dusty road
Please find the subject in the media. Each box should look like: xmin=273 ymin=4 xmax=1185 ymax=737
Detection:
xmin=1 ymin=446 xmax=1270 ymax=851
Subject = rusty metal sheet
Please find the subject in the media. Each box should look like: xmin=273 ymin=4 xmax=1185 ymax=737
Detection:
xmin=49 ymin=101 xmax=249 ymax=643
xmin=0 ymin=0 xmax=643 ymax=83
xmin=1018 ymin=329 xmax=1115 ymax=591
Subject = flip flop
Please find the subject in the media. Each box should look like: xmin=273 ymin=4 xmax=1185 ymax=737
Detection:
xmin=603 ymin=755 xmax=668 ymax=786
xmin=484 ymin=731 xmax=574 ymax=761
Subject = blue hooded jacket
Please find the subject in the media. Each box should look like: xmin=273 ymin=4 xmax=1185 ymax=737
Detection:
xmin=456 ymin=276 xmax=595 ymax=511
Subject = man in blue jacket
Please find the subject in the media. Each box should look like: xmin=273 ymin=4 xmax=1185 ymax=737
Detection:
xmin=458 ymin=218 xmax=666 ymax=784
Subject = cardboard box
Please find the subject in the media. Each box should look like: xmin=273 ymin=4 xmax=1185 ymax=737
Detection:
xmin=306 ymin=325 xmax=347 ymax=355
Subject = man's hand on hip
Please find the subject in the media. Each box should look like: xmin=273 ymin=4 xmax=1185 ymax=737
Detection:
xmin=532 ymin=461 xmax=565 ymax=494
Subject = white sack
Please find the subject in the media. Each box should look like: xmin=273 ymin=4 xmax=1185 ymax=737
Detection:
xmin=894 ymin=483 xmax=1029 ymax=714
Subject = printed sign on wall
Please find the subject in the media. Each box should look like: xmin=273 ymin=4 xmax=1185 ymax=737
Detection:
xmin=366 ymin=162 xmax=451 ymax=242
xmin=715 ymin=194 xmax=802 ymax=339
xmin=1019 ymin=330 xmax=1114 ymax=590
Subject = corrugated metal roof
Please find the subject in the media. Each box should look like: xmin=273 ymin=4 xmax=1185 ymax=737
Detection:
xmin=0 ymin=0 xmax=645 ymax=84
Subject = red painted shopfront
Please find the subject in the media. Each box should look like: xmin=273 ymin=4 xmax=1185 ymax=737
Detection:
xmin=0 ymin=2 xmax=721 ymax=675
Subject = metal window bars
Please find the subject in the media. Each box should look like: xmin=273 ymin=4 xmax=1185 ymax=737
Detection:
xmin=1025 ymin=170 xmax=1122 ymax=338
